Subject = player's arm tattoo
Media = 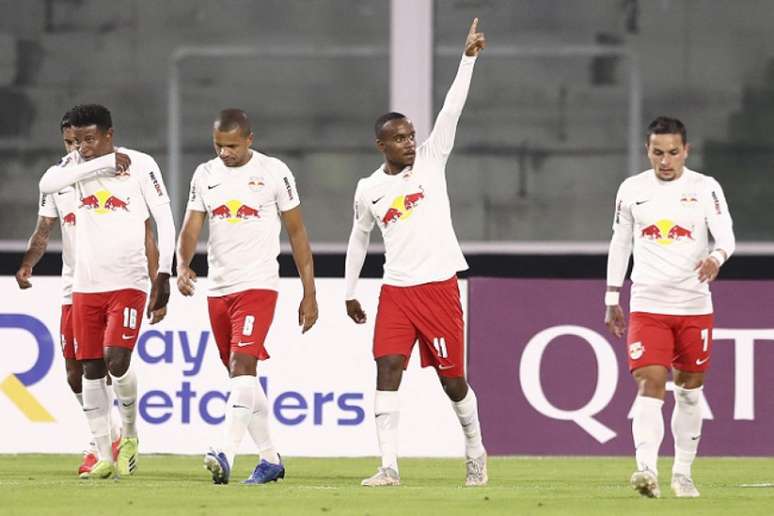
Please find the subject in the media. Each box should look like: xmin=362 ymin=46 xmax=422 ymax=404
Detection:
xmin=21 ymin=217 xmax=57 ymax=268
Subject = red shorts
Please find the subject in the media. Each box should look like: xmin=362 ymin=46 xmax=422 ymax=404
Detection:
xmin=627 ymin=311 xmax=714 ymax=373
xmin=207 ymin=289 xmax=278 ymax=368
xmin=373 ymin=275 xmax=465 ymax=378
xmin=60 ymin=304 xmax=76 ymax=360
xmin=72 ymin=289 xmax=147 ymax=361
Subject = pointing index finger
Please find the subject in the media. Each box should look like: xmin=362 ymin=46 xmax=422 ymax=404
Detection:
xmin=469 ymin=17 xmax=479 ymax=36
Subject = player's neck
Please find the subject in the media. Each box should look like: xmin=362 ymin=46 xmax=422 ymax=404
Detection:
xmin=382 ymin=161 xmax=408 ymax=176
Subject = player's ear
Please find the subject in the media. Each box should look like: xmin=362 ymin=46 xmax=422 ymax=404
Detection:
xmin=106 ymin=128 xmax=114 ymax=141
xmin=684 ymin=142 xmax=691 ymax=157
xmin=376 ymin=139 xmax=385 ymax=152
xmin=246 ymin=131 xmax=254 ymax=147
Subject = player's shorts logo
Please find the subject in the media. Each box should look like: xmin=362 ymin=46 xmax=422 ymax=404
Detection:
xmin=0 ymin=314 xmax=55 ymax=422
xmin=629 ymin=341 xmax=644 ymax=360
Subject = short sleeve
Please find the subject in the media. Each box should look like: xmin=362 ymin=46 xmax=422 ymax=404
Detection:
xmin=186 ymin=166 xmax=207 ymax=212
xmin=353 ymin=180 xmax=375 ymax=232
xmin=271 ymin=159 xmax=301 ymax=213
xmin=38 ymin=191 xmax=58 ymax=218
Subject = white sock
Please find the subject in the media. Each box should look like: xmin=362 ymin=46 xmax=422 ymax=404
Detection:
xmin=632 ymin=395 xmax=664 ymax=475
xmin=110 ymin=367 xmax=138 ymax=438
xmin=247 ymin=380 xmax=279 ymax=464
xmin=222 ymin=375 xmax=257 ymax=468
xmin=452 ymin=387 xmax=486 ymax=459
xmin=107 ymin=385 xmax=121 ymax=442
xmin=671 ymin=385 xmax=703 ymax=477
xmin=374 ymin=390 xmax=399 ymax=473
xmin=82 ymin=377 xmax=112 ymax=462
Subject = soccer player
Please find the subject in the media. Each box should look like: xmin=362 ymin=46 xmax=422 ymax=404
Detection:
xmin=605 ymin=116 xmax=735 ymax=498
xmin=39 ymin=104 xmax=175 ymax=479
xmin=176 ymin=109 xmax=318 ymax=485
xmin=344 ymin=19 xmax=487 ymax=487
xmin=16 ymin=112 xmax=162 ymax=475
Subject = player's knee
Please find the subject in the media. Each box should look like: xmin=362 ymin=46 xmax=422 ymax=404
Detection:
xmin=440 ymin=376 xmax=468 ymax=402
xmin=105 ymin=352 xmax=131 ymax=377
xmin=66 ymin=370 xmax=82 ymax=393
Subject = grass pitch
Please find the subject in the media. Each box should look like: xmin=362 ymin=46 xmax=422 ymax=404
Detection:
xmin=1 ymin=455 xmax=773 ymax=515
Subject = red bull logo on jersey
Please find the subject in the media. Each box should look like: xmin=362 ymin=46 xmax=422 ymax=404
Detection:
xmin=381 ymin=189 xmax=425 ymax=227
xmin=62 ymin=212 xmax=76 ymax=226
xmin=640 ymin=219 xmax=694 ymax=245
xmin=211 ymin=200 xmax=261 ymax=224
xmin=79 ymin=190 xmax=130 ymax=214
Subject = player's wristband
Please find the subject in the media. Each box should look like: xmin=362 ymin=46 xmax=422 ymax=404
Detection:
xmin=708 ymin=250 xmax=726 ymax=267
xmin=604 ymin=291 xmax=620 ymax=306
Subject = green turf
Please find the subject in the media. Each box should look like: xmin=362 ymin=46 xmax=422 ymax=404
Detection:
xmin=1 ymin=455 xmax=773 ymax=515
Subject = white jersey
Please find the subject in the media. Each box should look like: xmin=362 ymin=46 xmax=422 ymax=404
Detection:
xmin=351 ymin=55 xmax=476 ymax=286
xmin=607 ymin=168 xmax=735 ymax=315
xmin=38 ymin=187 xmax=77 ymax=304
xmin=47 ymin=147 xmax=171 ymax=293
xmin=186 ymin=150 xmax=300 ymax=296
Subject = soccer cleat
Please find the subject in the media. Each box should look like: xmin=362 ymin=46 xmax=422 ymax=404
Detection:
xmin=117 ymin=437 xmax=139 ymax=476
xmin=361 ymin=467 xmax=400 ymax=487
xmin=243 ymin=456 xmax=285 ymax=485
xmin=79 ymin=460 xmax=114 ymax=480
xmin=630 ymin=468 xmax=661 ymax=498
xmin=204 ymin=448 xmax=231 ymax=485
xmin=465 ymin=453 xmax=488 ymax=486
xmin=78 ymin=451 xmax=98 ymax=475
xmin=671 ymin=473 xmax=700 ymax=497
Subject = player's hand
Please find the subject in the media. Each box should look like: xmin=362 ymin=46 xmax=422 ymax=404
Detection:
xmin=115 ymin=152 xmax=131 ymax=175
xmin=605 ymin=305 xmax=626 ymax=338
xmin=298 ymin=293 xmax=318 ymax=334
xmin=148 ymin=272 xmax=171 ymax=318
xmin=15 ymin=265 xmax=32 ymax=289
xmin=346 ymin=299 xmax=367 ymax=324
xmin=148 ymin=306 xmax=167 ymax=325
xmin=695 ymin=256 xmax=720 ymax=283
xmin=176 ymin=265 xmax=197 ymax=296
xmin=464 ymin=17 xmax=486 ymax=57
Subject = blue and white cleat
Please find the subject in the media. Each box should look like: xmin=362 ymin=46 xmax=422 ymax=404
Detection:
xmin=243 ymin=456 xmax=285 ymax=484
xmin=204 ymin=448 xmax=231 ymax=485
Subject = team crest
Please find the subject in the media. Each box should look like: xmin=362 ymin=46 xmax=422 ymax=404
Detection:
xmin=248 ymin=176 xmax=265 ymax=192
xmin=629 ymin=341 xmax=644 ymax=360
xmin=680 ymin=193 xmax=698 ymax=206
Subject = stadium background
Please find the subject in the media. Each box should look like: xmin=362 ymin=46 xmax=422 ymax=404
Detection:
xmin=1 ymin=0 xmax=773 ymax=462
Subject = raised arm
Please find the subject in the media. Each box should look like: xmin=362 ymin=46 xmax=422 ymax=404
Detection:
xmin=423 ymin=18 xmax=486 ymax=157
xmin=281 ymin=206 xmax=318 ymax=333
xmin=39 ymin=152 xmax=128 ymax=194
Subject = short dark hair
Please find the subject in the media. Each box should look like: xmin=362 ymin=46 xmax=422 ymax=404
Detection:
xmin=214 ymin=108 xmax=251 ymax=136
xmin=374 ymin=112 xmax=406 ymax=138
xmin=60 ymin=111 xmax=72 ymax=133
xmin=64 ymin=104 xmax=113 ymax=132
xmin=646 ymin=116 xmax=687 ymax=145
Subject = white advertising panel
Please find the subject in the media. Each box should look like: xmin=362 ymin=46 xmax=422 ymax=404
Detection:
xmin=0 ymin=277 xmax=467 ymax=457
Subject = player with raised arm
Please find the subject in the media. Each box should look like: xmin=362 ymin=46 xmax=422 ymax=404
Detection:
xmin=176 ymin=109 xmax=318 ymax=485
xmin=16 ymin=111 xmax=162 ymax=475
xmin=344 ymin=19 xmax=487 ymax=487
xmin=39 ymin=104 xmax=175 ymax=480
xmin=605 ymin=116 xmax=735 ymax=498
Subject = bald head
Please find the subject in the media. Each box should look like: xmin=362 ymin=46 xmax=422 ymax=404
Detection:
xmin=214 ymin=108 xmax=252 ymax=137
